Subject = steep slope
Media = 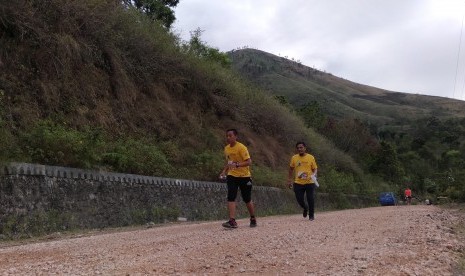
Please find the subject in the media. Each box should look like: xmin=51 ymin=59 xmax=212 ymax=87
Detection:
xmin=0 ymin=0 xmax=364 ymax=186
xmin=229 ymin=48 xmax=465 ymax=127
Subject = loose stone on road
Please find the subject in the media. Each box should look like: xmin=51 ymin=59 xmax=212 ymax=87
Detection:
xmin=0 ymin=205 xmax=464 ymax=275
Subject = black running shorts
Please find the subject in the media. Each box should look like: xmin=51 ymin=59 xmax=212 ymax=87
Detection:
xmin=226 ymin=175 xmax=253 ymax=203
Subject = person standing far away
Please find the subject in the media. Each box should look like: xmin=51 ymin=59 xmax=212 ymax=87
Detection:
xmin=405 ymin=187 xmax=412 ymax=205
xmin=219 ymin=129 xmax=257 ymax=228
xmin=287 ymin=142 xmax=318 ymax=221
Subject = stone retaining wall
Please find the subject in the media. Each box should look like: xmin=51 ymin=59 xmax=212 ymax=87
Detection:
xmin=0 ymin=163 xmax=374 ymax=238
xmin=0 ymin=163 xmax=298 ymax=238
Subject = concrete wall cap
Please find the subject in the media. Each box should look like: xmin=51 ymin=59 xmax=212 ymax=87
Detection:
xmin=2 ymin=162 xmax=282 ymax=192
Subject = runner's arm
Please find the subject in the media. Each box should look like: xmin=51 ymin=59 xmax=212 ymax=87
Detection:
xmin=312 ymin=168 xmax=318 ymax=177
xmin=219 ymin=160 xmax=229 ymax=178
xmin=287 ymin=167 xmax=294 ymax=187
xmin=235 ymin=158 xmax=251 ymax=168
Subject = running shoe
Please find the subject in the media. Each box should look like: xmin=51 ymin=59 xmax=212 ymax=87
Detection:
xmin=303 ymin=209 xmax=308 ymax=218
xmin=250 ymin=217 xmax=257 ymax=227
xmin=222 ymin=219 xmax=238 ymax=228
xmin=309 ymin=216 xmax=314 ymax=221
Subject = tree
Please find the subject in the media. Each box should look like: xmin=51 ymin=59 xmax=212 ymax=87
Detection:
xmin=122 ymin=0 xmax=179 ymax=28
xmin=297 ymin=101 xmax=326 ymax=130
xmin=181 ymin=28 xmax=231 ymax=68
xmin=322 ymin=117 xmax=379 ymax=163
xmin=369 ymin=141 xmax=404 ymax=183
xmin=273 ymin=95 xmax=290 ymax=107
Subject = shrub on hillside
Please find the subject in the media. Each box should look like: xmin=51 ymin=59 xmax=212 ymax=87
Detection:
xmin=102 ymin=138 xmax=173 ymax=176
xmin=22 ymin=120 xmax=104 ymax=168
xmin=0 ymin=0 xmax=382 ymax=192
xmin=320 ymin=167 xmax=356 ymax=194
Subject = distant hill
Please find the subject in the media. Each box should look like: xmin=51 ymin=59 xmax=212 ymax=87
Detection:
xmin=229 ymin=48 xmax=465 ymax=129
xmin=229 ymin=49 xmax=465 ymax=204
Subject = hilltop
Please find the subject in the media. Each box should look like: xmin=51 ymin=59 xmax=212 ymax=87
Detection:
xmin=229 ymin=48 xmax=465 ymax=128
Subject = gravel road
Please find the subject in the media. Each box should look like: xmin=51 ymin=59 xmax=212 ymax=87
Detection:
xmin=0 ymin=205 xmax=464 ymax=275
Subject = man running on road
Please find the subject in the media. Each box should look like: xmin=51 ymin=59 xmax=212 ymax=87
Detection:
xmin=287 ymin=142 xmax=318 ymax=221
xmin=219 ymin=129 xmax=257 ymax=228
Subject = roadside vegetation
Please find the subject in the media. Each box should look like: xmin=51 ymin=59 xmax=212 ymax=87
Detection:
xmin=0 ymin=0 xmax=363 ymax=191
xmin=230 ymin=49 xmax=465 ymax=203
xmin=1 ymin=0 xmax=463 ymax=206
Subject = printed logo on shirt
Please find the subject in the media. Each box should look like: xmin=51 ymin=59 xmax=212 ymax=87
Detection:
xmin=297 ymin=172 xmax=308 ymax=179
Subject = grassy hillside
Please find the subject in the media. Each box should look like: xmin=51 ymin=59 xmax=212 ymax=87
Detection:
xmin=230 ymin=48 xmax=465 ymax=202
xmin=0 ymin=0 xmax=375 ymax=193
xmin=229 ymin=48 xmax=465 ymax=127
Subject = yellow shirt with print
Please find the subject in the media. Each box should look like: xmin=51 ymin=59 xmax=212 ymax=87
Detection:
xmin=224 ymin=142 xmax=251 ymax=177
xmin=290 ymin=153 xmax=318 ymax=185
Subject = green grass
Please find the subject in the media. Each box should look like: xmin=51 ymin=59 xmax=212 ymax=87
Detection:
xmin=0 ymin=0 xmax=430 ymax=203
xmin=230 ymin=48 xmax=465 ymax=125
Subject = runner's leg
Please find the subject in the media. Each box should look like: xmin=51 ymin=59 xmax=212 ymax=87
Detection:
xmin=306 ymin=184 xmax=315 ymax=219
xmin=239 ymin=178 xmax=255 ymax=217
xmin=227 ymin=176 xmax=239 ymax=219
xmin=293 ymin=184 xmax=307 ymax=210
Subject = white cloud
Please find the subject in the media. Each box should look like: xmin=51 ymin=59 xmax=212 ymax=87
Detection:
xmin=173 ymin=0 xmax=465 ymax=101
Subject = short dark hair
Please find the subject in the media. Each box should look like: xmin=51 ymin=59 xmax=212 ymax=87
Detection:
xmin=295 ymin=141 xmax=306 ymax=148
xmin=226 ymin=128 xmax=238 ymax=135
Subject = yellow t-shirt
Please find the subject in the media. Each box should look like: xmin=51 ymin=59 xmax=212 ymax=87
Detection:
xmin=290 ymin=153 xmax=318 ymax=185
xmin=224 ymin=142 xmax=251 ymax=177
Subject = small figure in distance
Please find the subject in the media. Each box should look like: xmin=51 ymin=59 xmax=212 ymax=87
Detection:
xmin=404 ymin=187 xmax=412 ymax=205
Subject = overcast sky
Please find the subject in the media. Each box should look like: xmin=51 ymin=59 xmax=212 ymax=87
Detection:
xmin=173 ymin=0 xmax=465 ymax=101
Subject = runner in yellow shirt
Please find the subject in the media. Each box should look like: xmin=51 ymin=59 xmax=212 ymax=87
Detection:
xmin=219 ymin=129 xmax=257 ymax=228
xmin=287 ymin=142 xmax=318 ymax=221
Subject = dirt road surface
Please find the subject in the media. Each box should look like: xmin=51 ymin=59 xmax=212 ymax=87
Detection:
xmin=0 ymin=205 xmax=464 ymax=275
